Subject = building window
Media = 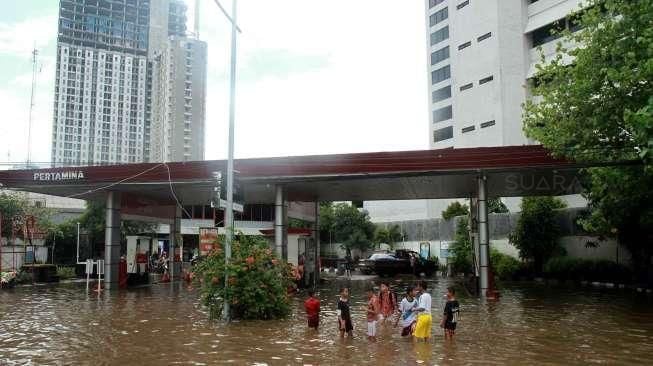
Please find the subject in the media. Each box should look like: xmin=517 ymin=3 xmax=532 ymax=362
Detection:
xmin=433 ymin=126 xmax=453 ymax=142
xmin=429 ymin=0 xmax=446 ymax=8
xmin=431 ymin=65 xmax=451 ymax=84
xmin=531 ymin=20 xmax=564 ymax=47
xmin=429 ymin=7 xmax=448 ymax=27
xmin=457 ymin=1 xmax=470 ymax=10
xmin=477 ymin=32 xmax=492 ymax=42
xmin=479 ymin=75 xmax=494 ymax=84
xmin=432 ymin=105 xmax=453 ymax=123
xmin=432 ymin=85 xmax=452 ymax=103
xmin=480 ymin=120 xmax=496 ymax=128
xmin=462 ymin=125 xmax=475 ymax=133
xmin=430 ymin=26 xmax=449 ymax=46
xmin=459 ymin=83 xmax=473 ymax=91
xmin=458 ymin=41 xmax=471 ymax=50
xmin=430 ymin=46 xmax=450 ymax=65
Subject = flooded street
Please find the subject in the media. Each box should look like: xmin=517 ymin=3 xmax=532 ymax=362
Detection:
xmin=1 ymin=278 xmax=653 ymax=365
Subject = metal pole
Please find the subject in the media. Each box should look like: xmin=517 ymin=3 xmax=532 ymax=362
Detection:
xmin=314 ymin=201 xmax=320 ymax=289
xmin=27 ymin=48 xmax=38 ymax=165
xmin=274 ymin=186 xmax=284 ymax=258
xmin=478 ymin=175 xmax=490 ymax=297
xmin=223 ymin=0 xmax=238 ymax=322
xmin=76 ymin=222 xmax=80 ymax=264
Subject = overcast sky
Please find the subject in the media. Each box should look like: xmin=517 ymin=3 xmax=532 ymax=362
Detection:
xmin=0 ymin=0 xmax=428 ymax=165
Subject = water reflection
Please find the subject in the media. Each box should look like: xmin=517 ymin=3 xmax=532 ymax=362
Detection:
xmin=1 ymin=279 xmax=652 ymax=365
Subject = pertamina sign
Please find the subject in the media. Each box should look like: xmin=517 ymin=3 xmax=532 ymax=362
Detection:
xmin=33 ymin=170 xmax=86 ymax=181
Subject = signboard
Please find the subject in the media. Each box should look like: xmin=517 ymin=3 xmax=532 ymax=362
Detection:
xmin=199 ymin=227 xmax=219 ymax=255
xmin=419 ymin=242 xmax=431 ymax=259
xmin=218 ymin=199 xmax=244 ymax=213
xmin=210 ymin=170 xmax=245 ymax=213
xmin=33 ymin=170 xmax=85 ymax=181
xmin=440 ymin=242 xmax=450 ymax=259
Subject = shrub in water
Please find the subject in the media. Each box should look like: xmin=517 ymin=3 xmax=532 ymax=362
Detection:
xmin=193 ymin=233 xmax=294 ymax=320
xmin=490 ymin=249 xmax=522 ymax=280
xmin=543 ymin=257 xmax=632 ymax=283
xmin=56 ymin=266 xmax=77 ymax=280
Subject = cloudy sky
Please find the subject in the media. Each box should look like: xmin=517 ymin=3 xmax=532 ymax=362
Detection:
xmin=0 ymin=0 xmax=428 ymax=165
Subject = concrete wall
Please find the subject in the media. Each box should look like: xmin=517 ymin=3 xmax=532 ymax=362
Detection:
xmin=1 ymin=246 xmax=49 ymax=271
xmin=367 ymin=208 xmax=631 ymax=265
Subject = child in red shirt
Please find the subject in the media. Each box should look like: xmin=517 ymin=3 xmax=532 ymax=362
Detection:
xmin=304 ymin=290 xmax=321 ymax=329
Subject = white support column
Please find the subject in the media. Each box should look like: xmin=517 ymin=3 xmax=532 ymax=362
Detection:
xmin=104 ymin=192 xmax=121 ymax=289
xmin=170 ymin=205 xmax=182 ymax=281
xmin=478 ymin=175 xmax=490 ymax=297
xmin=274 ymin=185 xmax=288 ymax=260
xmin=313 ymin=201 xmax=320 ymax=289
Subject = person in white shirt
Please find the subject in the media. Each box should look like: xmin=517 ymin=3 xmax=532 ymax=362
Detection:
xmin=395 ymin=286 xmax=418 ymax=337
xmin=413 ymin=280 xmax=432 ymax=342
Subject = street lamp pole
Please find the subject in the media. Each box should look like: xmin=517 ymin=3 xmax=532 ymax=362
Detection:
xmin=76 ymin=222 xmax=81 ymax=264
xmin=211 ymin=0 xmax=239 ymax=321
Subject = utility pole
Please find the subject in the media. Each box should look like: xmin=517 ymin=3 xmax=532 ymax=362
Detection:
xmin=27 ymin=48 xmax=38 ymax=166
xmin=211 ymin=0 xmax=241 ymax=322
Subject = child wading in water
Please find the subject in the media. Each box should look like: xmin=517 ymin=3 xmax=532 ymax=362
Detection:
xmin=378 ymin=282 xmax=397 ymax=324
xmin=304 ymin=290 xmax=321 ymax=329
xmin=337 ymin=288 xmax=353 ymax=337
xmin=441 ymin=286 xmax=460 ymax=340
xmin=395 ymin=286 xmax=418 ymax=337
xmin=366 ymin=287 xmax=380 ymax=341
xmin=413 ymin=280 xmax=432 ymax=342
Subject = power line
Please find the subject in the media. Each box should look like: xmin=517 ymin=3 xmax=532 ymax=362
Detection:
xmin=164 ymin=162 xmax=192 ymax=219
xmin=65 ymin=163 xmax=165 ymax=199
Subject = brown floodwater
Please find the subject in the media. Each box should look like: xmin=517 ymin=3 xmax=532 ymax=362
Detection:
xmin=1 ymin=277 xmax=652 ymax=365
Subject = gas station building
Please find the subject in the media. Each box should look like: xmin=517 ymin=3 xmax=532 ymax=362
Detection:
xmin=0 ymin=145 xmax=588 ymax=296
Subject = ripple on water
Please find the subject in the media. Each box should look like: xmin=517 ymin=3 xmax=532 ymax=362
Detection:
xmin=1 ymin=280 xmax=653 ymax=365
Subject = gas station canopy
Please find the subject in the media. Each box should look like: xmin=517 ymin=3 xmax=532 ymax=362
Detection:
xmin=0 ymin=145 xmax=588 ymax=205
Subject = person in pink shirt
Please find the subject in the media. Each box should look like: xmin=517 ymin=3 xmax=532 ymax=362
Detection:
xmin=366 ymin=287 xmax=380 ymax=341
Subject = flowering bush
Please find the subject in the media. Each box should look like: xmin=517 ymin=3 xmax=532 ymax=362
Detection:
xmin=193 ymin=233 xmax=294 ymax=320
xmin=1 ymin=271 xmax=17 ymax=287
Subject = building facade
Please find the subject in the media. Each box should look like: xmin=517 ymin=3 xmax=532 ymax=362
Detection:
xmin=426 ymin=0 xmax=583 ymax=149
xmin=149 ymin=36 xmax=207 ymax=162
xmin=52 ymin=0 xmax=206 ymax=166
xmin=366 ymin=0 xmax=585 ymax=222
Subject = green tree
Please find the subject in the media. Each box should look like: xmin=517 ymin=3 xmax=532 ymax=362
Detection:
xmin=318 ymin=202 xmax=335 ymax=243
xmin=488 ymin=198 xmax=509 ymax=214
xmin=510 ymin=197 xmax=567 ymax=273
xmin=329 ymin=203 xmax=375 ymax=254
xmin=450 ymin=219 xmax=473 ymax=274
xmin=0 ymin=191 xmax=54 ymax=241
xmin=374 ymin=224 xmax=403 ymax=249
xmin=523 ymin=0 xmax=653 ymax=279
xmin=441 ymin=201 xmax=469 ymax=220
xmin=47 ymin=201 xmax=156 ymax=263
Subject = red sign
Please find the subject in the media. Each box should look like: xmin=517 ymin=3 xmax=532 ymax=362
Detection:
xmin=199 ymin=228 xmax=219 ymax=255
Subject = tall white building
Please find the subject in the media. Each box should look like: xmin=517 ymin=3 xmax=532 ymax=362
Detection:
xmin=426 ymin=0 xmax=583 ymax=149
xmin=51 ymin=0 xmax=207 ymax=167
xmin=148 ymin=0 xmax=207 ymax=163
xmin=366 ymin=0 xmax=586 ymax=222
xmin=52 ymin=0 xmax=151 ymax=166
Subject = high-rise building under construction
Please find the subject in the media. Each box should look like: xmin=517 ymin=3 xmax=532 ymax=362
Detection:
xmin=52 ymin=0 xmax=206 ymax=166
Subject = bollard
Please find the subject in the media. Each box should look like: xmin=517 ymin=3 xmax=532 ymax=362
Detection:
xmin=85 ymin=259 xmax=93 ymax=291
xmin=96 ymin=259 xmax=104 ymax=292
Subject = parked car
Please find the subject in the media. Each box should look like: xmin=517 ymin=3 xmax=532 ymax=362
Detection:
xmin=356 ymin=250 xmax=437 ymax=276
